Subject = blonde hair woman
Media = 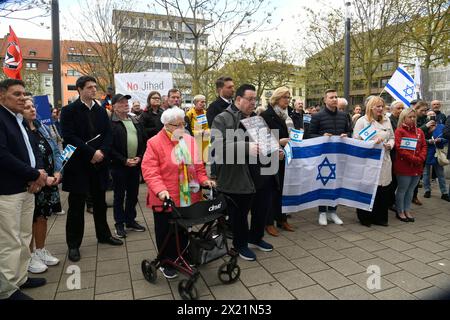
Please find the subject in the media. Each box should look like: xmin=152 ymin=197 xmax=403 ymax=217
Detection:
xmin=353 ymin=96 xmax=394 ymax=227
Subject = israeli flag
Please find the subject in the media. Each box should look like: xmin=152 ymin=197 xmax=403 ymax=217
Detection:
xmin=358 ymin=124 xmax=377 ymax=142
xmin=384 ymin=65 xmax=415 ymax=107
xmin=400 ymin=138 xmax=418 ymax=151
xmin=303 ymin=114 xmax=312 ymax=124
xmin=284 ymin=142 xmax=293 ymax=165
xmin=196 ymin=114 xmax=207 ymax=126
xmin=290 ymin=128 xmax=304 ymax=144
xmin=59 ymin=144 xmax=77 ymax=163
xmin=282 ymin=136 xmax=384 ymax=213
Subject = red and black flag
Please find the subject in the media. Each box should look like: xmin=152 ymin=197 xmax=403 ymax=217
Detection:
xmin=3 ymin=26 xmax=23 ymax=80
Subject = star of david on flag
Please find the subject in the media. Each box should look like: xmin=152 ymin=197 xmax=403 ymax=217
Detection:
xmin=384 ymin=65 xmax=415 ymax=107
xmin=59 ymin=144 xmax=77 ymax=163
xmin=316 ymin=157 xmax=337 ymax=186
xmin=358 ymin=124 xmax=377 ymax=142
xmin=290 ymin=128 xmax=304 ymax=144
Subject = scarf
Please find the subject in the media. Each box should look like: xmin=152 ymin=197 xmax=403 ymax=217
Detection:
xmin=274 ymin=105 xmax=294 ymax=129
xmin=167 ymin=130 xmax=200 ymax=207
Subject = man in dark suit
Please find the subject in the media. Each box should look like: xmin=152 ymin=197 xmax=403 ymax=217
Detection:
xmin=60 ymin=76 xmax=123 ymax=263
xmin=0 ymin=79 xmax=48 ymax=300
xmin=206 ymin=77 xmax=235 ymax=127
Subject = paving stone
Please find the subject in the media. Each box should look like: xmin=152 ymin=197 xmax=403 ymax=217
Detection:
xmin=380 ymin=238 xmax=416 ymax=251
xmin=97 ymin=246 xmax=127 ymax=261
xmin=428 ymin=259 xmax=450 ymax=274
xmin=348 ymin=272 xmax=395 ymax=294
xmin=403 ymin=248 xmax=442 ymax=264
xmin=95 ymin=273 xmax=132 ymax=295
xmin=128 ymin=250 xmax=156 ymax=266
xmin=384 ymin=271 xmax=432 ymax=293
xmin=339 ymin=247 xmax=375 ymax=262
xmin=422 ymin=273 xmax=450 ymax=291
xmin=96 ymin=258 xmax=130 ymax=276
xmin=328 ymin=258 xmax=366 ymax=276
xmin=249 ymin=282 xmax=295 ymax=300
xmin=423 ymin=225 xmax=450 ymax=236
xmin=294 ymin=237 xmax=327 ymax=250
xmin=374 ymin=287 xmax=417 ymax=300
xmin=209 ymin=281 xmax=254 ymax=300
xmin=414 ymin=231 xmax=448 ymax=243
xmin=353 ymin=239 xmax=388 ymax=253
xmin=390 ymin=231 xmax=425 ymax=243
xmin=291 ymin=256 xmax=330 ymax=274
xmin=55 ymin=288 xmax=95 ymax=300
xmin=309 ymin=247 xmax=346 ymax=262
xmin=58 ymin=271 xmax=96 ymax=292
xmin=259 ymin=256 xmax=296 ymax=274
xmin=358 ymin=258 xmax=401 ymax=275
xmin=338 ymin=231 xmax=367 ymax=242
xmin=360 ymin=230 xmax=393 ymax=242
xmin=291 ymin=284 xmax=337 ymax=300
xmin=126 ymin=239 xmax=156 ymax=253
xmin=63 ymin=256 xmax=97 ymax=272
xmin=273 ymin=270 xmax=316 ymax=290
xmin=307 ymin=229 xmax=336 ymax=241
xmin=397 ymin=260 xmax=441 ymax=279
xmin=133 ymin=279 xmax=173 ymax=299
xmin=413 ymin=286 xmax=450 ymax=300
xmin=239 ymin=266 xmax=276 ymax=287
xmin=330 ymin=284 xmax=377 ymax=300
xmin=373 ymin=249 xmax=413 ymax=264
xmin=276 ymin=245 xmax=310 ymax=260
xmin=266 ymin=235 xmax=295 ymax=248
xmin=308 ymin=269 xmax=353 ymax=291
xmin=142 ymin=294 xmax=174 ymax=300
xmin=437 ymin=250 xmax=450 ymax=260
xmin=413 ymin=240 xmax=448 ymax=253
xmin=322 ymin=237 xmax=355 ymax=250
xmin=22 ymin=282 xmax=58 ymax=300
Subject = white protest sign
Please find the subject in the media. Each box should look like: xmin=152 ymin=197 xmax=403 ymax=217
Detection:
xmin=114 ymin=72 xmax=173 ymax=108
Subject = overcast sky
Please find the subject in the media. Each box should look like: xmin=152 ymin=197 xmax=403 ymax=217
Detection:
xmin=0 ymin=0 xmax=346 ymax=64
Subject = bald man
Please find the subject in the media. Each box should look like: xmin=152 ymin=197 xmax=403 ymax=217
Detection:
xmin=431 ymin=100 xmax=447 ymax=125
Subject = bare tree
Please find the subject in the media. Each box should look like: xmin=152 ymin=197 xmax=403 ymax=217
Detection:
xmin=152 ymin=0 xmax=277 ymax=95
xmin=302 ymin=7 xmax=345 ymax=92
xmin=399 ymin=0 xmax=449 ymax=68
xmin=64 ymin=0 xmax=153 ymax=92
xmin=350 ymin=0 xmax=410 ymax=96
xmin=0 ymin=0 xmax=50 ymax=24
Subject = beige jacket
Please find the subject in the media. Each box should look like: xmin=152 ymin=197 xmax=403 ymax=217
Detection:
xmin=353 ymin=115 xmax=395 ymax=187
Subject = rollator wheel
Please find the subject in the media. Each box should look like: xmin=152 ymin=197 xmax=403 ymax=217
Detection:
xmin=178 ymin=280 xmax=198 ymax=300
xmin=218 ymin=261 xmax=241 ymax=284
xmin=141 ymin=259 xmax=157 ymax=283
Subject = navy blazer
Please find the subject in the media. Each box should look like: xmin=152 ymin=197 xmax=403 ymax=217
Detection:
xmin=0 ymin=105 xmax=43 ymax=195
xmin=60 ymin=98 xmax=112 ymax=193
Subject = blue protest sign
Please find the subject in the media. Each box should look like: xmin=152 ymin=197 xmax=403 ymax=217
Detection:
xmin=33 ymin=95 xmax=53 ymax=125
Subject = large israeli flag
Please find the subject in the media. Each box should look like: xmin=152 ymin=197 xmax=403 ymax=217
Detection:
xmin=282 ymin=136 xmax=384 ymax=213
xmin=384 ymin=65 xmax=415 ymax=107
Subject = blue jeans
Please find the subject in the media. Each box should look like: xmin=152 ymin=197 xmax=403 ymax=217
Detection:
xmin=423 ymin=164 xmax=448 ymax=195
xmin=396 ymin=175 xmax=421 ymax=214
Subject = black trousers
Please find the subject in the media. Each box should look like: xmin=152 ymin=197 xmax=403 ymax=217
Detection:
xmin=263 ymin=177 xmax=286 ymax=226
xmin=111 ymin=166 xmax=140 ymax=225
xmin=153 ymin=212 xmax=188 ymax=262
xmin=66 ymin=172 xmax=112 ymax=249
xmin=224 ymin=193 xmax=264 ymax=250
xmin=388 ymin=170 xmax=398 ymax=207
xmin=357 ymin=185 xmax=390 ymax=225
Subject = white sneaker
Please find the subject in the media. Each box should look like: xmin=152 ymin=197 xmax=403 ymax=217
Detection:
xmin=54 ymin=210 xmax=65 ymax=215
xmin=28 ymin=253 xmax=48 ymax=274
xmin=35 ymin=248 xmax=60 ymax=266
xmin=318 ymin=213 xmax=327 ymax=226
xmin=328 ymin=212 xmax=343 ymax=225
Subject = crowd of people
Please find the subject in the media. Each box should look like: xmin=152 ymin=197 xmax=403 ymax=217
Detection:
xmin=1 ymin=74 xmax=449 ymax=300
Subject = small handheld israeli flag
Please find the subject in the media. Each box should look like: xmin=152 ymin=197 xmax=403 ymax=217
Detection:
xmin=284 ymin=142 xmax=293 ymax=165
xmin=290 ymin=128 xmax=304 ymax=144
xmin=59 ymin=144 xmax=77 ymax=163
xmin=400 ymin=138 xmax=418 ymax=151
xmin=196 ymin=114 xmax=207 ymax=126
xmin=384 ymin=65 xmax=415 ymax=107
xmin=358 ymin=124 xmax=377 ymax=142
xmin=303 ymin=114 xmax=312 ymax=124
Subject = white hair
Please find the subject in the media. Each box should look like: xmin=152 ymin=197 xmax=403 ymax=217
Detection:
xmin=338 ymin=98 xmax=348 ymax=106
xmin=193 ymin=95 xmax=206 ymax=105
xmin=160 ymin=107 xmax=185 ymax=125
xmin=391 ymin=101 xmax=405 ymax=110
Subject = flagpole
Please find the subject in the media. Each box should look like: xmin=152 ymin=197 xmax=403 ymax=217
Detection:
xmin=379 ymin=88 xmax=385 ymax=97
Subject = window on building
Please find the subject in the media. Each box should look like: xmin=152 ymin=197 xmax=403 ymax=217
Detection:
xmin=380 ymin=62 xmax=394 ymax=72
xmin=44 ymin=77 xmax=52 ymax=87
xmin=139 ymin=18 xmax=144 ymax=27
xmin=26 ymin=62 xmax=38 ymax=69
xmin=434 ymin=91 xmax=444 ymax=101
xmin=292 ymin=88 xmax=296 ymax=96
xmin=48 ymin=63 xmax=53 ymax=70
xmin=353 ymin=80 xmax=365 ymax=90
xmin=298 ymin=88 xmax=303 ymax=96
xmin=29 ymin=50 xmax=37 ymax=56
xmin=380 ymin=78 xmax=389 ymax=87
xmin=161 ymin=63 xmax=169 ymax=71
xmin=67 ymin=85 xmax=77 ymax=91
xmin=445 ymin=90 xmax=450 ymax=101
xmin=67 ymin=69 xmax=81 ymax=77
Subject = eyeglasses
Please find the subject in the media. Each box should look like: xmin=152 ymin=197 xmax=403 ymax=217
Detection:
xmin=168 ymin=122 xmax=185 ymax=128
xmin=242 ymin=97 xmax=257 ymax=103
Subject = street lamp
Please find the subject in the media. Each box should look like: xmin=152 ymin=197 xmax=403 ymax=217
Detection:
xmin=51 ymin=0 xmax=62 ymax=108
xmin=344 ymin=1 xmax=351 ymax=104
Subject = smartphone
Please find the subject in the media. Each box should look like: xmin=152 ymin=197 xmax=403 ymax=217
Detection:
xmin=430 ymin=115 xmax=436 ymax=121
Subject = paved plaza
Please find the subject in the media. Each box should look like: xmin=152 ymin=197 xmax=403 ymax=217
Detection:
xmin=23 ymin=183 xmax=450 ymax=300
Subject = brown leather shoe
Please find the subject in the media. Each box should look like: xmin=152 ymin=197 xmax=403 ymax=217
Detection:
xmin=412 ymin=197 xmax=423 ymax=205
xmin=265 ymin=225 xmax=279 ymax=237
xmin=279 ymin=221 xmax=295 ymax=232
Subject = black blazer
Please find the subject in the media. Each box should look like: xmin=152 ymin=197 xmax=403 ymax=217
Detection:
xmin=206 ymin=97 xmax=233 ymax=127
xmin=110 ymin=114 xmax=146 ymax=167
xmin=0 ymin=105 xmax=42 ymax=195
xmin=138 ymin=107 xmax=163 ymax=141
xmin=60 ymin=98 xmax=112 ymax=193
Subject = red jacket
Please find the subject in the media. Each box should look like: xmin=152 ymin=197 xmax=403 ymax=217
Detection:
xmin=394 ymin=123 xmax=427 ymax=176
xmin=141 ymin=129 xmax=208 ymax=210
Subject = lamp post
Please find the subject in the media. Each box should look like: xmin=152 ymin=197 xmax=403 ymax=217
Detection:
xmin=51 ymin=0 xmax=62 ymax=108
xmin=344 ymin=1 xmax=351 ymax=104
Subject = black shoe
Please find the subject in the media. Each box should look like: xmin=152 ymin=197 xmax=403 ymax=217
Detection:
xmin=68 ymin=248 xmax=80 ymax=262
xmin=360 ymin=221 xmax=372 ymax=227
xmin=99 ymin=236 xmax=123 ymax=246
xmin=441 ymin=194 xmax=450 ymax=202
xmin=396 ymin=214 xmax=409 ymax=223
xmin=373 ymin=221 xmax=389 ymax=227
xmin=115 ymin=223 xmax=127 ymax=238
xmin=424 ymin=191 xmax=431 ymax=198
xmin=19 ymin=278 xmax=46 ymax=289
xmin=126 ymin=221 xmax=146 ymax=232
xmin=7 ymin=290 xmax=33 ymax=300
